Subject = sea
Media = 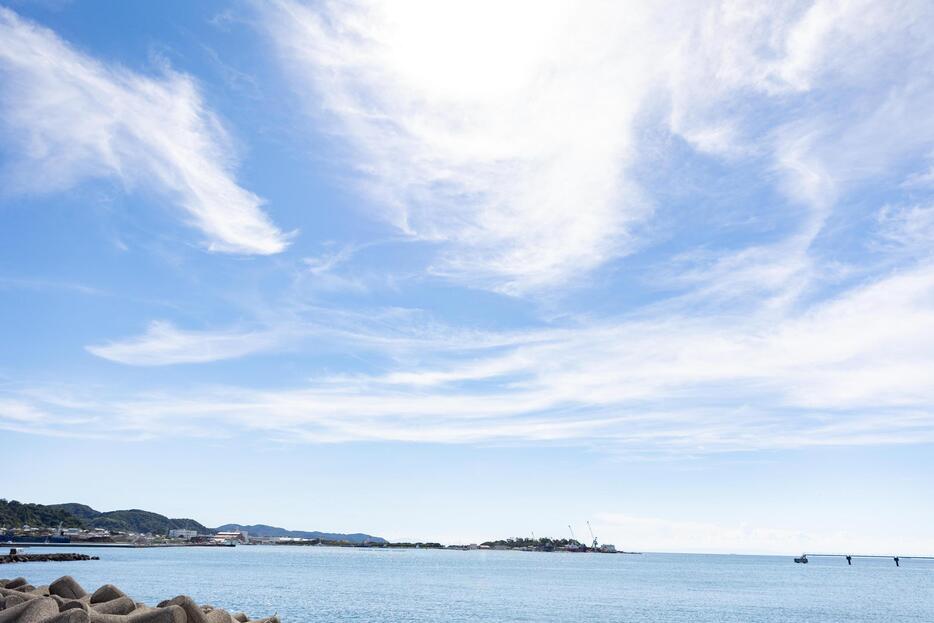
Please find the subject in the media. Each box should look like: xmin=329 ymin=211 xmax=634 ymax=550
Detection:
xmin=8 ymin=546 xmax=934 ymax=622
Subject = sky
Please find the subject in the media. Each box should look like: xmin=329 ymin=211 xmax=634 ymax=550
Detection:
xmin=1 ymin=0 xmax=933 ymax=555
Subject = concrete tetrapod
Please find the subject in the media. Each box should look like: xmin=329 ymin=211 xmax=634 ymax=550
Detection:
xmin=0 ymin=578 xmax=280 ymax=623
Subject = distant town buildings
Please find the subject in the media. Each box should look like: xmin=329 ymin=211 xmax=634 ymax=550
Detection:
xmin=1 ymin=516 xmax=619 ymax=554
xmin=214 ymin=530 xmax=249 ymax=543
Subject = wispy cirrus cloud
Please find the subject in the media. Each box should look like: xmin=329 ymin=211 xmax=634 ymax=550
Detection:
xmin=263 ymin=0 xmax=673 ymax=293
xmin=86 ymin=321 xmax=280 ymax=366
xmin=5 ymin=1 xmax=934 ymax=460
xmin=10 ymin=261 xmax=934 ymax=452
xmin=260 ymin=0 xmax=934 ymax=296
xmin=877 ymin=203 xmax=934 ymax=255
xmin=0 ymin=7 xmax=288 ymax=255
xmin=662 ymin=0 xmax=934 ymax=312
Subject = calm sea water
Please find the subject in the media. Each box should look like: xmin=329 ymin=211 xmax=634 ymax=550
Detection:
xmin=8 ymin=546 xmax=933 ymax=622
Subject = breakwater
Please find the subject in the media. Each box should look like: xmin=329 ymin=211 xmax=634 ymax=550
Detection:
xmin=1 ymin=552 xmax=98 ymax=564
xmin=0 ymin=575 xmax=279 ymax=622
xmin=1 ymin=543 xmax=234 ymax=549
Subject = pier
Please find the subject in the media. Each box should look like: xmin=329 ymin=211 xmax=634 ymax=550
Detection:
xmin=794 ymin=553 xmax=934 ymax=566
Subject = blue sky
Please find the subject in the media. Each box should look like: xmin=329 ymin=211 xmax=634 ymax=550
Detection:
xmin=1 ymin=0 xmax=934 ymax=554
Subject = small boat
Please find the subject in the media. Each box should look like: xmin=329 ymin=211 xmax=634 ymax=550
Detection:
xmin=794 ymin=554 xmax=808 ymax=564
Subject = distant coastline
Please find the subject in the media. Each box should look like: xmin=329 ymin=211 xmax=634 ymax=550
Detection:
xmin=2 ymin=498 xmax=630 ymax=554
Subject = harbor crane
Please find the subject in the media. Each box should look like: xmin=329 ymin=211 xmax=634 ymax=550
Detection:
xmin=587 ymin=521 xmax=598 ymax=550
xmin=568 ymin=525 xmax=577 ymax=544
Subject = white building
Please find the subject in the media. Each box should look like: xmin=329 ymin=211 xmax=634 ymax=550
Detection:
xmin=214 ymin=530 xmax=248 ymax=543
xmin=168 ymin=529 xmax=198 ymax=540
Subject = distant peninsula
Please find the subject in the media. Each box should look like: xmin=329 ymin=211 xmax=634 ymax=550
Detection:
xmin=0 ymin=499 xmax=386 ymax=545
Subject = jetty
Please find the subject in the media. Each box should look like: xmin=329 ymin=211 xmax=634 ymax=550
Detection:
xmin=1 ymin=551 xmax=98 ymax=565
xmin=0 ymin=575 xmax=279 ymax=622
xmin=794 ymin=553 xmax=934 ymax=566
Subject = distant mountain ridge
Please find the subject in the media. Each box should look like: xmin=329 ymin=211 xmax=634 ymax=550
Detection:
xmin=1 ymin=499 xmax=384 ymax=544
xmin=215 ymin=523 xmax=386 ymax=544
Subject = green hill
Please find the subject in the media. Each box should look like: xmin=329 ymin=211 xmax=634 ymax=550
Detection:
xmin=1 ymin=499 xmax=384 ymax=543
xmin=45 ymin=503 xmax=101 ymax=521
xmin=2 ymin=500 xmax=208 ymax=535
xmin=0 ymin=499 xmax=85 ymax=529
xmin=88 ymin=509 xmax=209 ymax=534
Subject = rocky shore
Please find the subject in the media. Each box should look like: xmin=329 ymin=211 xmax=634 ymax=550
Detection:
xmin=1 ymin=554 xmax=98 ymax=565
xmin=0 ymin=576 xmax=279 ymax=622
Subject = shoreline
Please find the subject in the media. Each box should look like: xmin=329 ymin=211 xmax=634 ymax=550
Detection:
xmin=6 ymin=541 xmax=639 ymax=554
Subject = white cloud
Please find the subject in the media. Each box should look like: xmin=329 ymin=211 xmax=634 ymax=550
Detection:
xmin=86 ymin=321 xmax=280 ymax=366
xmin=5 ymin=1 xmax=934 ymax=459
xmin=263 ymin=0 xmax=934 ymax=296
xmin=263 ymin=0 xmax=679 ymax=293
xmin=665 ymin=0 xmax=934 ymax=311
xmin=877 ymin=203 xmax=934 ymax=254
xmin=0 ymin=398 xmax=106 ymax=438
xmin=0 ymin=7 xmax=288 ymax=255
xmin=0 ymin=399 xmax=48 ymax=423
xmin=8 ymin=262 xmax=934 ymax=451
